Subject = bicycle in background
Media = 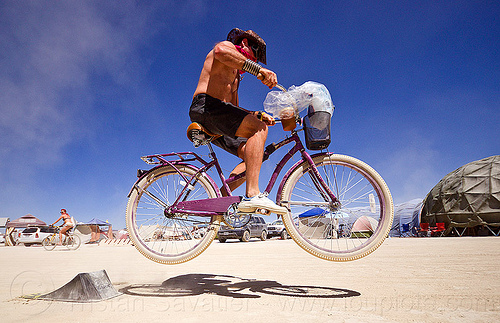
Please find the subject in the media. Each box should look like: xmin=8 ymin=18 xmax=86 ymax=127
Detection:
xmin=42 ymin=226 xmax=81 ymax=251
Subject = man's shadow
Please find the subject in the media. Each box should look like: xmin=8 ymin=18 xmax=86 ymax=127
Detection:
xmin=119 ymin=273 xmax=360 ymax=299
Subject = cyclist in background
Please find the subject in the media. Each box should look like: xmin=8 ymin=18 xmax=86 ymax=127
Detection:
xmin=189 ymin=28 xmax=287 ymax=215
xmin=51 ymin=208 xmax=74 ymax=244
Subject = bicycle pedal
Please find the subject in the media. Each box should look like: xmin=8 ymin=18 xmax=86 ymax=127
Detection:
xmin=255 ymin=208 xmax=271 ymax=215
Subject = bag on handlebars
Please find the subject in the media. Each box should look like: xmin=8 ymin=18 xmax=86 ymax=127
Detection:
xmin=303 ymin=106 xmax=332 ymax=150
xmin=302 ymin=83 xmax=334 ymax=150
xmin=263 ymin=81 xmax=334 ymax=150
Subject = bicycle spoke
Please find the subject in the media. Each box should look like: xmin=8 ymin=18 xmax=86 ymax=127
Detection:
xmin=135 ymin=184 xmax=169 ymax=209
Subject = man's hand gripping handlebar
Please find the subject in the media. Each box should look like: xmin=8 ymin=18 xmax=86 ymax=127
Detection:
xmin=257 ymin=71 xmax=286 ymax=92
xmin=257 ymin=69 xmax=278 ymax=90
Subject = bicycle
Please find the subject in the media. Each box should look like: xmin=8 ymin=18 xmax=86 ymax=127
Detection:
xmin=125 ymin=91 xmax=394 ymax=265
xmin=42 ymin=226 xmax=81 ymax=251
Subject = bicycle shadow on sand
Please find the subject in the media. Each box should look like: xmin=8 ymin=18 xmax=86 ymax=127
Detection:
xmin=119 ymin=274 xmax=360 ymax=299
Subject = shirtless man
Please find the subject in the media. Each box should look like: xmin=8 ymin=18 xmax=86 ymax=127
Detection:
xmin=189 ymin=28 xmax=287 ymax=214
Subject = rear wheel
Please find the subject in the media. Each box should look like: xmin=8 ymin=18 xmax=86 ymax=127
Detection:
xmin=260 ymin=230 xmax=267 ymax=241
xmin=279 ymin=154 xmax=393 ymax=262
xmin=126 ymin=165 xmax=219 ymax=264
xmin=42 ymin=236 xmax=57 ymax=251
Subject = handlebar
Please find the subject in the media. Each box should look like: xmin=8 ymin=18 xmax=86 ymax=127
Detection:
xmin=257 ymin=72 xmax=287 ymax=92
xmin=273 ymin=117 xmax=302 ymax=126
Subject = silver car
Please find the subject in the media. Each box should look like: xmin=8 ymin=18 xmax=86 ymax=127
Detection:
xmin=267 ymin=219 xmax=288 ymax=239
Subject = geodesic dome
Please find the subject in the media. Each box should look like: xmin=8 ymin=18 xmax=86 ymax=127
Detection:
xmin=421 ymin=155 xmax=500 ymax=231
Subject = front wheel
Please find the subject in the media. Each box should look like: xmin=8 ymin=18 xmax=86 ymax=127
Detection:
xmin=65 ymin=235 xmax=81 ymax=250
xmin=42 ymin=236 xmax=56 ymax=251
xmin=126 ymin=164 xmax=219 ymax=264
xmin=279 ymin=154 xmax=393 ymax=262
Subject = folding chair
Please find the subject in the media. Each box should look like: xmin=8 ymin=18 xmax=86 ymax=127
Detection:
xmin=418 ymin=223 xmax=430 ymax=237
xmin=401 ymin=223 xmax=412 ymax=237
xmin=431 ymin=222 xmax=446 ymax=237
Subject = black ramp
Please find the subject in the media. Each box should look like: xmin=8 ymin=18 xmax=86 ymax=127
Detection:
xmin=37 ymin=269 xmax=121 ymax=302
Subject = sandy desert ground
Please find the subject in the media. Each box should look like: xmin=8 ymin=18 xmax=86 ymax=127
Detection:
xmin=1 ymin=236 xmax=500 ymax=322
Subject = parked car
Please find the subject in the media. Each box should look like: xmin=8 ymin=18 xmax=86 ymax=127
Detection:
xmin=18 ymin=226 xmax=57 ymax=246
xmin=267 ymin=219 xmax=289 ymax=239
xmin=218 ymin=215 xmax=268 ymax=242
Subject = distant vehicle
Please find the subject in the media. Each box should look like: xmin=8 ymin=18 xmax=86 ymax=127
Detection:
xmin=18 ymin=226 xmax=58 ymax=246
xmin=217 ymin=215 xmax=268 ymax=243
xmin=267 ymin=219 xmax=288 ymax=239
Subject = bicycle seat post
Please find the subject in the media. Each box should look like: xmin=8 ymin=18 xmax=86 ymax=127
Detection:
xmin=207 ymin=142 xmax=216 ymax=160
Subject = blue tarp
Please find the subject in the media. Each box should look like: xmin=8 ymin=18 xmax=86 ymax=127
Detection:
xmin=298 ymin=208 xmax=327 ymax=218
xmin=85 ymin=218 xmax=109 ymax=226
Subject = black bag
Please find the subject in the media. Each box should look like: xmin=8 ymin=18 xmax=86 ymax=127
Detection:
xmin=303 ymin=107 xmax=331 ymax=150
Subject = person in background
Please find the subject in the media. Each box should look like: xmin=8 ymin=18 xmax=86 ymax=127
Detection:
xmin=51 ymin=208 xmax=74 ymax=245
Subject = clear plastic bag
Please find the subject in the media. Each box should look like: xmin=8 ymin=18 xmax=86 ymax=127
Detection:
xmin=263 ymin=81 xmax=334 ymax=118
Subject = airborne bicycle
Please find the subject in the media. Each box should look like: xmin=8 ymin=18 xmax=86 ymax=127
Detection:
xmin=125 ymin=91 xmax=394 ymax=264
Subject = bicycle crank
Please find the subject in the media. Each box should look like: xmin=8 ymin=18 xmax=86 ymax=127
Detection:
xmin=223 ymin=203 xmax=252 ymax=228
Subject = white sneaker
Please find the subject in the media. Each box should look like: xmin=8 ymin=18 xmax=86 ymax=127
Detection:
xmin=238 ymin=193 xmax=288 ymax=215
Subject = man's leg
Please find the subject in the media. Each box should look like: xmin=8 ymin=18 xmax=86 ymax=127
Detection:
xmin=235 ymin=115 xmax=287 ymax=215
xmin=235 ymin=114 xmax=267 ymax=197
xmin=221 ymin=161 xmax=246 ymax=197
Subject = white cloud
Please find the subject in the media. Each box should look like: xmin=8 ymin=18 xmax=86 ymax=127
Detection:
xmin=0 ymin=1 xmax=215 ymax=221
xmin=0 ymin=2 xmax=165 ymax=170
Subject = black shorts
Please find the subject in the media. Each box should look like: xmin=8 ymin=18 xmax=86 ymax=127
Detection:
xmin=189 ymin=94 xmax=248 ymax=156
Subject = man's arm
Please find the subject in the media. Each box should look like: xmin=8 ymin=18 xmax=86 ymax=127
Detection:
xmin=213 ymin=41 xmax=248 ymax=69
xmin=214 ymin=41 xmax=277 ymax=89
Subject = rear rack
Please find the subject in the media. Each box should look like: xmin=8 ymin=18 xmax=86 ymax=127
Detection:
xmin=140 ymin=152 xmax=209 ymax=166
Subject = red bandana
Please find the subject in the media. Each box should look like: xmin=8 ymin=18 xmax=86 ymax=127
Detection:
xmin=235 ymin=45 xmax=256 ymax=74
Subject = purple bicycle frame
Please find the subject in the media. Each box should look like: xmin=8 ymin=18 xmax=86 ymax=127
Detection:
xmin=139 ymin=131 xmax=338 ymax=217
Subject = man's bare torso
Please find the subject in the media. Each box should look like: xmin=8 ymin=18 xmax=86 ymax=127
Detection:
xmin=193 ymin=45 xmax=239 ymax=105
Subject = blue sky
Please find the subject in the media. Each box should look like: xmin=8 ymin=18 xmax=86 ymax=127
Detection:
xmin=1 ymin=1 xmax=498 ymax=229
